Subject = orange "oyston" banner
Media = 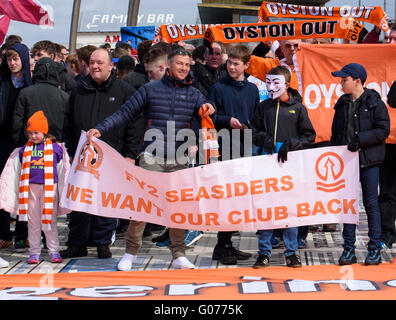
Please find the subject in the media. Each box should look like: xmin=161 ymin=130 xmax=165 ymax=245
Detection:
xmin=60 ymin=133 xmax=360 ymax=231
xmin=203 ymin=19 xmax=367 ymax=47
xmin=258 ymin=1 xmax=390 ymax=33
xmin=153 ymin=24 xmax=218 ymax=44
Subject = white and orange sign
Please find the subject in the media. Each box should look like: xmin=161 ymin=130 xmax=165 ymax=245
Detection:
xmin=60 ymin=133 xmax=360 ymax=231
xmin=294 ymin=44 xmax=396 ymax=143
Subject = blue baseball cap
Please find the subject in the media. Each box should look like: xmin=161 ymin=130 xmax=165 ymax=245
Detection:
xmin=331 ymin=63 xmax=367 ymax=84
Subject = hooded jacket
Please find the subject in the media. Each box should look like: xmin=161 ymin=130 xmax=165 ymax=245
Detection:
xmin=190 ymin=61 xmax=228 ymax=96
xmin=122 ymin=63 xmax=149 ymax=91
xmin=64 ymin=69 xmax=142 ymax=159
xmin=330 ymin=88 xmax=390 ymax=168
xmin=0 ymin=43 xmax=32 ymax=144
xmin=251 ymin=88 xmax=316 ymax=151
xmin=12 ymin=57 xmax=70 ymax=146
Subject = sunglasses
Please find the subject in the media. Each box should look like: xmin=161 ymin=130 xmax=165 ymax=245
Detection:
xmin=284 ymin=43 xmax=299 ymax=49
xmin=170 ymin=49 xmax=192 ymax=58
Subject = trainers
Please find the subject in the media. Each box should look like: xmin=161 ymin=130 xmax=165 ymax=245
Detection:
xmin=152 ymin=229 xmax=169 ymax=243
xmin=365 ymin=248 xmax=382 ymax=266
xmin=117 ymin=253 xmax=136 ymax=271
xmin=212 ymin=244 xmax=237 ymax=265
xmin=271 ymin=236 xmax=283 ymax=248
xmin=286 ymin=254 xmax=302 ymax=268
xmin=14 ymin=240 xmax=27 ymax=253
xmin=60 ymin=245 xmax=88 ymax=259
xmin=172 ymin=256 xmax=195 ymax=269
xmin=97 ymin=245 xmax=112 ymax=259
xmin=298 ymin=238 xmax=307 ymax=249
xmin=0 ymin=257 xmax=9 ymax=268
xmin=184 ymin=230 xmax=203 ymax=247
xmin=338 ymin=248 xmax=357 ymax=265
xmin=50 ymin=253 xmax=63 ymax=263
xmin=156 ymin=239 xmax=171 ymax=247
xmin=253 ymin=254 xmax=270 ymax=268
xmin=28 ymin=254 xmax=40 ymax=264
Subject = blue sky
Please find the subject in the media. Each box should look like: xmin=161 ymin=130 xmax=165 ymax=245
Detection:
xmin=5 ymin=0 xmax=395 ymax=48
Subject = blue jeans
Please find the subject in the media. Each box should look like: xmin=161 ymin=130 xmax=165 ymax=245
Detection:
xmin=343 ymin=165 xmax=381 ymax=250
xmin=258 ymin=227 xmax=298 ymax=257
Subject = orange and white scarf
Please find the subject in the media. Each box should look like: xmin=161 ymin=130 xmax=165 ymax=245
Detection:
xmin=18 ymin=139 xmax=55 ymax=230
xmin=258 ymin=1 xmax=390 ymax=33
xmin=199 ymin=105 xmax=219 ymax=164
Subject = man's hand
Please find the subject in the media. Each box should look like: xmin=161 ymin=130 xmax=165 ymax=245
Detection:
xmin=201 ymin=103 xmax=215 ymax=117
xmin=86 ymin=129 xmax=101 ymax=143
xmin=230 ymin=117 xmax=243 ymax=129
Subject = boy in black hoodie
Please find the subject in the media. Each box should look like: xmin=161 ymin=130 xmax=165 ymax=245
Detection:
xmin=251 ymin=66 xmax=316 ymax=268
xmin=0 ymin=43 xmax=31 ymax=250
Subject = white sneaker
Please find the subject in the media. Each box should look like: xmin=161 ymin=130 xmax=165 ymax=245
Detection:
xmin=0 ymin=257 xmax=9 ymax=268
xmin=117 ymin=253 xmax=136 ymax=271
xmin=172 ymin=256 xmax=195 ymax=269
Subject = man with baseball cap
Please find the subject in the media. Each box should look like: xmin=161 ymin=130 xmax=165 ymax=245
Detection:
xmin=330 ymin=63 xmax=390 ymax=266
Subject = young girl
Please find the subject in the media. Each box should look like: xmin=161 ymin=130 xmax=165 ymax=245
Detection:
xmin=0 ymin=111 xmax=70 ymax=264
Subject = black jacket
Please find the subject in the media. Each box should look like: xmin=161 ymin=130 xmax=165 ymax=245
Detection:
xmin=190 ymin=62 xmax=228 ymax=96
xmin=64 ymin=70 xmax=143 ymax=159
xmin=0 ymin=43 xmax=32 ymax=144
xmin=56 ymin=62 xmax=77 ymax=94
xmin=251 ymin=88 xmax=316 ymax=151
xmin=12 ymin=58 xmax=70 ymax=146
xmin=122 ymin=63 xmax=149 ymax=91
xmin=330 ymin=88 xmax=390 ymax=168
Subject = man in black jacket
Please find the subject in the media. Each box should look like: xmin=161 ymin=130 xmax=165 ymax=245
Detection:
xmin=330 ymin=63 xmax=390 ymax=266
xmin=12 ymin=58 xmax=69 ymax=146
xmin=61 ymin=48 xmax=143 ymax=259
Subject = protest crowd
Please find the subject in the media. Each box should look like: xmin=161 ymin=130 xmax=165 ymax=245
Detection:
xmin=0 ymin=1 xmax=395 ymax=272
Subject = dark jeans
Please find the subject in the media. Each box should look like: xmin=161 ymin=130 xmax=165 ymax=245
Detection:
xmin=343 ymin=165 xmax=381 ymax=250
xmin=217 ymin=231 xmax=233 ymax=246
xmin=379 ymin=144 xmax=396 ymax=246
xmin=67 ymin=211 xmax=117 ymax=246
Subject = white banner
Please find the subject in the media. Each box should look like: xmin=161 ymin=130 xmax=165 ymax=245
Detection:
xmin=60 ymin=132 xmax=360 ymax=231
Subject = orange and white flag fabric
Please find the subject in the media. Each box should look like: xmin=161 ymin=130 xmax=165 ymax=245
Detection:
xmin=153 ymin=24 xmax=217 ymax=44
xmin=60 ymin=132 xmax=360 ymax=232
xmin=203 ymin=19 xmax=367 ymax=47
xmin=258 ymin=1 xmax=390 ymax=33
xmin=294 ymin=43 xmax=396 ymax=143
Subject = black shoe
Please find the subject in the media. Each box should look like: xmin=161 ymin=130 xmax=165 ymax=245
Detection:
xmin=97 ymin=245 xmax=112 ymax=259
xmin=338 ymin=248 xmax=357 ymax=265
xmin=365 ymin=248 xmax=382 ymax=265
xmin=231 ymin=247 xmax=252 ymax=260
xmin=253 ymin=254 xmax=270 ymax=268
xmin=152 ymin=229 xmax=169 ymax=243
xmin=212 ymin=244 xmax=237 ymax=265
xmin=150 ymin=224 xmax=165 ymax=232
xmin=60 ymin=245 xmax=88 ymax=259
xmin=286 ymin=254 xmax=302 ymax=268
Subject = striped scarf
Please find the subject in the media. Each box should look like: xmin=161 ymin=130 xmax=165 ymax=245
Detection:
xmin=18 ymin=139 xmax=54 ymax=231
xmin=199 ymin=106 xmax=219 ymax=164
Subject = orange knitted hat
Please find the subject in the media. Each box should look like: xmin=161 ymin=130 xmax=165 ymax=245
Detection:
xmin=27 ymin=111 xmax=48 ymax=134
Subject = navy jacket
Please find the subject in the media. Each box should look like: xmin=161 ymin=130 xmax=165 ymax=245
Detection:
xmin=208 ymin=74 xmax=259 ymax=159
xmin=330 ymin=88 xmax=390 ymax=168
xmin=0 ymin=43 xmax=31 ymax=143
xmin=95 ymin=71 xmax=212 ymax=158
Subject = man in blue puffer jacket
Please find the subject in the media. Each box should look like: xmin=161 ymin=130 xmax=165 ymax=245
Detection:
xmin=87 ymin=48 xmax=215 ymax=271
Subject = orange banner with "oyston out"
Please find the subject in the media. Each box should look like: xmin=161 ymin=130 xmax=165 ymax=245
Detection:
xmin=60 ymin=133 xmax=360 ymax=231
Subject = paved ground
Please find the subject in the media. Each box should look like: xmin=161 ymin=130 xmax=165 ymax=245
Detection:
xmin=0 ymin=198 xmax=395 ymax=275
